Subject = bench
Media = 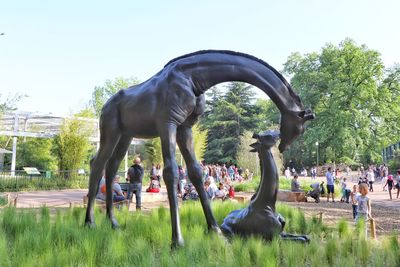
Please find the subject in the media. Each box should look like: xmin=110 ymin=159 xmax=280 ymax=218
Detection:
xmin=82 ymin=195 xmax=129 ymax=209
xmin=277 ymin=190 xmax=307 ymax=202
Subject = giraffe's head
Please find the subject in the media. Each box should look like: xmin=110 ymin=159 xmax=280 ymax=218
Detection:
xmin=278 ymin=109 xmax=314 ymax=153
xmin=250 ymin=130 xmax=280 ymax=152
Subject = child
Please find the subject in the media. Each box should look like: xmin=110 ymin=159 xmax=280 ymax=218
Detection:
xmin=350 ymin=184 xmax=359 ymax=219
xmin=355 ymin=183 xmax=372 ymax=237
xmin=384 ymin=174 xmax=394 ymax=200
xmin=340 ymin=178 xmax=351 ymax=203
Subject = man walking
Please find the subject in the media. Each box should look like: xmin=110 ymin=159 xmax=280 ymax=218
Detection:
xmin=326 ymin=167 xmax=335 ymax=202
xmin=127 ymin=157 xmax=144 ymax=210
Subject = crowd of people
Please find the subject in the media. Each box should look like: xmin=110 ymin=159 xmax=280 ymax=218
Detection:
xmin=180 ymin=162 xmax=253 ymax=202
xmin=94 ymin=159 xmax=253 ymax=208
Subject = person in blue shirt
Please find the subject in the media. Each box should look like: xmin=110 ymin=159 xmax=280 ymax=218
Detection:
xmin=326 ymin=167 xmax=335 ymax=202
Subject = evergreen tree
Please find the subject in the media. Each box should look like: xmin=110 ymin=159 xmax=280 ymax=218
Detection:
xmin=202 ymin=82 xmax=258 ymax=163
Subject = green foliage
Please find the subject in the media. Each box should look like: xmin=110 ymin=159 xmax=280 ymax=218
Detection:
xmin=192 ymin=123 xmax=207 ymax=161
xmin=90 ymin=76 xmax=140 ymax=117
xmin=144 ymin=138 xmax=162 ymax=166
xmin=283 ymin=39 xmax=400 ymax=166
xmin=202 ymin=82 xmax=260 ymax=163
xmin=236 ymin=131 xmax=260 ymax=174
xmin=0 ymin=93 xmax=25 ymax=113
xmin=0 ymin=203 xmax=398 ymax=266
xmin=253 ymin=98 xmax=280 ymax=132
xmin=0 ymin=195 xmax=7 ymax=206
xmin=52 ymin=118 xmax=92 ymax=178
xmin=16 ymin=137 xmax=57 ymax=171
xmin=234 ymin=175 xmax=260 ymax=192
xmin=0 ymin=174 xmax=89 ymax=192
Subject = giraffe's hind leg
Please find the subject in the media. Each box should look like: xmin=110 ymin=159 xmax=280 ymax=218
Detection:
xmin=85 ymin=116 xmax=121 ymax=227
xmin=104 ymin=134 xmax=132 ymax=228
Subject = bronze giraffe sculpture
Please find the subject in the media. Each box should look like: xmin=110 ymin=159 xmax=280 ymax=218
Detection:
xmin=221 ymin=130 xmax=309 ymax=242
xmin=84 ymin=50 xmax=314 ymax=247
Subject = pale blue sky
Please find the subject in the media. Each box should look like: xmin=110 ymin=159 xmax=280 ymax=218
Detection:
xmin=1 ymin=0 xmax=399 ymax=115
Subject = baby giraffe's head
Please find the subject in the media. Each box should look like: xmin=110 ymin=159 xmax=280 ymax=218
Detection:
xmin=250 ymin=130 xmax=280 ymax=152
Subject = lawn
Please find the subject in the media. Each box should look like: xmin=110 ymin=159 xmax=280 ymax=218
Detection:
xmin=0 ymin=202 xmax=398 ymax=266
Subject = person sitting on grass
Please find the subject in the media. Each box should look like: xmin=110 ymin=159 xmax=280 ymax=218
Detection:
xmin=291 ymin=174 xmax=302 ymax=192
xmin=204 ymin=178 xmax=215 ymax=200
xmin=146 ymin=179 xmax=160 ymax=193
xmin=215 ymin=182 xmax=228 ymax=200
xmin=182 ymin=183 xmax=199 ymax=201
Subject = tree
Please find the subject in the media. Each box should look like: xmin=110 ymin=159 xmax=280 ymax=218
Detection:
xmin=0 ymin=93 xmax=24 ymax=114
xmin=192 ymin=123 xmax=207 ymax=161
xmin=236 ymin=131 xmax=259 ymax=174
xmin=53 ymin=117 xmax=92 ymax=178
xmin=254 ymin=99 xmax=280 ymax=133
xmin=144 ymin=138 xmax=162 ymax=167
xmin=17 ymin=138 xmax=57 ymax=171
xmin=90 ymin=76 xmax=140 ymax=117
xmin=202 ymin=82 xmax=259 ymax=163
xmin=283 ymin=39 xmax=400 ymax=166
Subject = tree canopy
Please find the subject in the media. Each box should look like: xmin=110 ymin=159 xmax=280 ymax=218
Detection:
xmin=282 ymin=39 xmax=400 ymax=167
xmin=90 ymin=76 xmax=140 ymax=117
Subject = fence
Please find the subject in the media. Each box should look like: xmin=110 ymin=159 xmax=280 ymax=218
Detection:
xmin=0 ymin=170 xmax=130 ymax=192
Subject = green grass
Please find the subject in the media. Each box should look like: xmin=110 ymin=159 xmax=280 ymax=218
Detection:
xmin=0 ymin=202 xmax=398 ymax=266
xmin=234 ymin=176 xmax=314 ymax=192
xmin=0 ymin=196 xmax=7 ymax=206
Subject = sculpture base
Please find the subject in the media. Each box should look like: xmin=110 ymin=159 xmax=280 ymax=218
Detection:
xmin=221 ymin=205 xmax=284 ymax=241
xmin=221 ymin=204 xmax=310 ymax=243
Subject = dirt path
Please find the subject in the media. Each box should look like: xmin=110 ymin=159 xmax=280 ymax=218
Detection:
xmin=283 ymin=176 xmax=400 ymax=237
xmin=287 ymin=201 xmax=400 ymax=237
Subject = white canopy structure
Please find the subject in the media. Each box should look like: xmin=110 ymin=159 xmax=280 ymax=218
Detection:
xmin=0 ymin=111 xmax=142 ymax=175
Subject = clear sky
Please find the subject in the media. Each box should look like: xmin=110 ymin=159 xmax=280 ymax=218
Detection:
xmin=1 ymin=0 xmax=399 ymax=115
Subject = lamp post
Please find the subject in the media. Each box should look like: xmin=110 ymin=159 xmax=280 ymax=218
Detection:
xmin=315 ymin=142 xmax=319 ymax=176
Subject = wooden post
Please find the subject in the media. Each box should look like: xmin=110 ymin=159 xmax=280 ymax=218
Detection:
xmin=319 ymin=212 xmax=323 ymax=224
xmin=13 ymin=196 xmax=18 ymax=207
xmin=370 ymin=218 xmax=376 ymax=240
xmin=69 ymin=202 xmax=72 ymax=208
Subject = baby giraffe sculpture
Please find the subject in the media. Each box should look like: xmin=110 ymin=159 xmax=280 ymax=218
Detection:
xmin=221 ymin=130 xmax=309 ymax=242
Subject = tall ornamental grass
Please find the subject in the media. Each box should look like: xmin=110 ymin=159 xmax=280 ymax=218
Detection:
xmin=0 ymin=202 xmax=398 ymax=266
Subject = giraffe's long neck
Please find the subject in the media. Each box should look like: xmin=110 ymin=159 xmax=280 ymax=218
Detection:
xmin=251 ymin=148 xmax=279 ymax=211
xmin=171 ymin=52 xmax=302 ymax=113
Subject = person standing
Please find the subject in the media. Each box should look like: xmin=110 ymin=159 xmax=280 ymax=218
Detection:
xmin=394 ymin=169 xmax=400 ymax=199
xmin=367 ymin=167 xmax=375 ymax=192
xmin=155 ymin=163 xmax=162 ymax=184
xmin=127 ymin=157 xmax=144 ymax=210
xmin=355 ymin=183 xmax=372 ymax=237
xmin=383 ymin=174 xmax=394 ymax=200
xmin=326 ymin=167 xmax=335 ymax=202
xmin=311 ymin=167 xmax=317 ymax=179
